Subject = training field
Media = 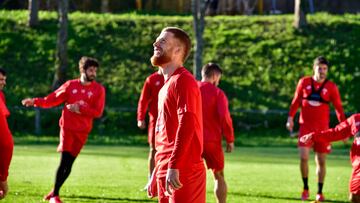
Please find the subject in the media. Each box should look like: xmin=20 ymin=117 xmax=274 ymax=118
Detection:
xmin=4 ymin=144 xmax=350 ymax=203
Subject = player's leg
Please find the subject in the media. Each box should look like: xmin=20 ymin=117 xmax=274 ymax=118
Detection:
xmin=314 ymin=141 xmax=330 ymax=202
xmin=350 ymin=193 xmax=360 ymax=203
xmin=299 ymin=147 xmax=310 ymax=200
xmin=54 ymin=151 xmax=76 ymax=196
xmin=213 ymin=170 xmax=227 ymax=203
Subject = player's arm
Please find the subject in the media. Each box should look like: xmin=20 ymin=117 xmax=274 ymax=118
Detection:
xmin=78 ymin=86 xmax=105 ymax=118
xmin=22 ymin=81 xmax=70 ymax=108
xmin=303 ymin=115 xmax=359 ymax=144
xmin=287 ymin=78 xmax=303 ymax=131
xmin=330 ymin=84 xmax=346 ymax=122
xmin=217 ymin=90 xmax=235 ymax=152
xmin=137 ymin=78 xmax=152 ymax=129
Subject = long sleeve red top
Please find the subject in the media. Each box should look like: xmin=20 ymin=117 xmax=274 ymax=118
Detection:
xmin=0 ymin=91 xmax=13 ymax=181
xmin=34 ymin=79 xmax=105 ymax=134
xmin=289 ymin=76 xmax=345 ymax=129
xmin=198 ymin=81 xmax=234 ymax=144
xmin=137 ymin=72 xmax=164 ymax=122
xmin=155 ymin=67 xmax=203 ymax=178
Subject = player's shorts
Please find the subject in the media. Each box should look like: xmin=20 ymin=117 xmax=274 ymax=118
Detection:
xmin=298 ymin=124 xmax=331 ymax=154
xmin=148 ymin=118 xmax=156 ymax=146
xmin=58 ymin=129 xmax=89 ymax=157
xmin=157 ymin=163 xmax=206 ymax=203
xmin=203 ymin=142 xmax=224 ymax=172
xmin=350 ymin=158 xmax=360 ymax=194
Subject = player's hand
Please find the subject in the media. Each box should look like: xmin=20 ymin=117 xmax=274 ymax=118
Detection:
xmin=299 ymin=133 xmax=313 ymax=144
xmin=226 ymin=142 xmax=234 ymax=153
xmin=165 ymin=168 xmax=182 ymax=195
xmin=0 ymin=181 xmax=8 ymax=200
xmin=137 ymin=120 xmax=146 ymax=130
xmin=21 ymin=98 xmax=34 ymax=107
xmin=66 ymin=104 xmax=80 ymax=114
xmin=286 ymin=117 xmax=294 ymax=132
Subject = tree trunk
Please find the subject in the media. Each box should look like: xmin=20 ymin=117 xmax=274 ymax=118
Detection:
xmin=101 ymin=0 xmax=110 ymax=13
xmin=52 ymin=0 xmax=68 ymax=90
xmin=28 ymin=0 xmax=39 ymax=27
xmin=293 ymin=0 xmax=307 ymax=29
xmin=192 ymin=0 xmax=209 ymax=80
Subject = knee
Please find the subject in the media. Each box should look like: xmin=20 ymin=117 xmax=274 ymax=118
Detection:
xmin=300 ymin=156 xmax=308 ymax=163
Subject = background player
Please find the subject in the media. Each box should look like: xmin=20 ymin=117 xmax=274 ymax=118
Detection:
xmin=286 ymin=56 xmax=346 ymax=201
xmin=22 ymin=57 xmax=105 ymax=203
xmin=198 ymin=63 xmax=234 ymax=203
xmin=137 ymin=69 xmax=164 ymax=189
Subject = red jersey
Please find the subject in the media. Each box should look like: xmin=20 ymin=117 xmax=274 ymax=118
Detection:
xmin=198 ymin=81 xmax=234 ymax=143
xmin=155 ymin=67 xmax=203 ymax=178
xmin=289 ymin=76 xmax=345 ymax=129
xmin=0 ymin=93 xmax=13 ymax=181
xmin=137 ymin=71 xmax=164 ymax=121
xmin=34 ymin=79 xmax=105 ymax=133
xmin=0 ymin=91 xmax=9 ymax=117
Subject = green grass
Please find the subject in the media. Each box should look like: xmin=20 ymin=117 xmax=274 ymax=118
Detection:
xmin=3 ymin=144 xmax=351 ymax=203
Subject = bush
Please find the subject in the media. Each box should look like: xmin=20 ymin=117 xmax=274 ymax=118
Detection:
xmin=0 ymin=11 xmax=359 ymax=135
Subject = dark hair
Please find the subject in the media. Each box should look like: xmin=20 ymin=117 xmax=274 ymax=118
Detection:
xmin=0 ymin=67 xmax=6 ymax=76
xmin=201 ymin=63 xmax=223 ymax=78
xmin=162 ymin=27 xmax=191 ymax=62
xmin=79 ymin=56 xmax=99 ymax=70
xmin=313 ymin=56 xmax=329 ymax=67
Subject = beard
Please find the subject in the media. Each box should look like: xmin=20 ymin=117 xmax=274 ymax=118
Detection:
xmin=151 ymin=51 xmax=171 ymax=67
xmin=85 ymin=73 xmax=96 ymax=82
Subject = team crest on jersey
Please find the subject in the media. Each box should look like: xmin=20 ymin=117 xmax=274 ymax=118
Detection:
xmin=322 ymin=88 xmax=328 ymax=95
xmin=72 ymin=89 xmax=78 ymax=94
xmin=87 ymin=91 xmax=93 ymax=98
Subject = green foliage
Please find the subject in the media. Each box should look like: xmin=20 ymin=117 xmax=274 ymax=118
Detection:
xmin=0 ymin=11 xmax=359 ymax=134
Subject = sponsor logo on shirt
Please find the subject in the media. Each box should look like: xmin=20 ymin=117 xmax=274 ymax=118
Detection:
xmin=306 ymin=85 xmax=311 ymax=90
xmin=81 ymin=89 xmax=85 ymax=94
xmin=155 ymin=81 xmax=161 ymax=86
xmin=308 ymin=101 xmax=321 ymax=107
xmin=72 ymin=89 xmax=78 ymax=94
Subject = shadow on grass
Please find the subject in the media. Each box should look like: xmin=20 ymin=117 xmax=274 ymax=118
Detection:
xmin=64 ymin=195 xmax=157 ymax=202
xmin=228 ymin=191 xmax=348 ymax=203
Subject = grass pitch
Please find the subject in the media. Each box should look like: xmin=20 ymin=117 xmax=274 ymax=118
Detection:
xmin=3 ymin=144 xmax=350 ymax=203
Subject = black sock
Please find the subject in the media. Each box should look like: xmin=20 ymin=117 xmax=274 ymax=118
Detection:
xmin=318 ymin=182 xmax=324 ymax=194
xmin=53 ymin=152 xmax=76 ymax=196
xmin=302 ymin=177 xmax=309 ymax=190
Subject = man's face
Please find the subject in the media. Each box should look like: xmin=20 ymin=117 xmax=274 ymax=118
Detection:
xmin=313 ymin=63 xmax=328 ymax=80
xmin=151 ymin=31 xmax=178 ymax=66
xmin=82 ymin=66 xmax=97 ymax=82
xmin=0 ymin=73 xmax=6 ymax=90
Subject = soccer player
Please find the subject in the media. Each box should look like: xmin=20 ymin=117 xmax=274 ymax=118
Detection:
xmin=146 ymin=27 xmax=205 ymax=203
xmin=300 ymin=113 xmax=360 ymax=203
xmin=198 ymin=63 xmax=234 ymax=203
xmin=137 ymin=69 xmax=164 ymax=188
xmin=21 ymin=57 xmax=105 ymax=203
xmin=286 ymin=56 xmax=346 ymax=201
xmin=0 ymin=68 xmax=14 ymax=200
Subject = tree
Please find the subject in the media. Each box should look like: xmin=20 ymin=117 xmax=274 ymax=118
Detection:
xmin=28 ymin=0 xmax=39 ymax=27
xmin=52 ymin=0 xmax=68 ymax=90
xmin=192 ymin=0 xmax=210 ymax=80
xmin=293 ymin=0 xmax=307 ymax=29
xmin=101 ymin=0 xmax=110 ymax=13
